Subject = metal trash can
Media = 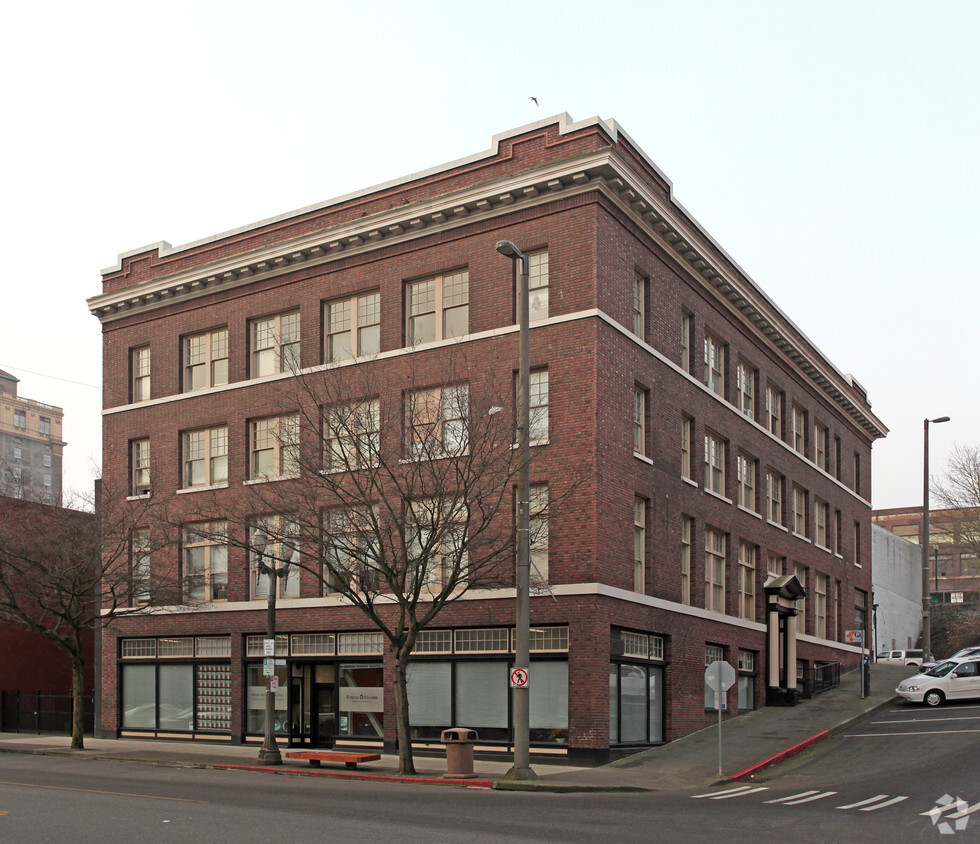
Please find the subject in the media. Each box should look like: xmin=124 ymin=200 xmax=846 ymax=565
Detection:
xmin=441 ymin=727 xmax=478 ymax=779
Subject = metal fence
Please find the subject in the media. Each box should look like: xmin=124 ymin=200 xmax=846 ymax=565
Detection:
xmin=811 ymin=661 xmax=841 ymax=696
xmin=1 ymin=690 xmax=94 ymax=735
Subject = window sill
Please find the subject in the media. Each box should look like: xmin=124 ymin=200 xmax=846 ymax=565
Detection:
xmin=681 ymin=476 xmax=698 ymax=488
xmin=244 ymin=474 xmax=300 ymax=485
xmin=704 ymin=488 xmax=732 ymax=505
xmin=177 ymin=483 xmax=230 ymax=495
xmin=127 ymin=492 xmax=152 ymax=501
xmin=792 ymin=532 xmax=812 ymax=544
xmin=767 ymin=519 xmax=788 ymax=533
xmin=814 ymin=543 xmax=832 ymax=554
xmin=633 ymin=452 xmax=653 ymax=465
xmin=738 ymin=505 xmax=762 ymax=520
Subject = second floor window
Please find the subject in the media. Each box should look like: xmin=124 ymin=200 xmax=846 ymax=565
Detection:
xmin=634 ymin=497 xmax=646 ymax=594
xmin=407 ymin=271 xmax=468 ymax=344
xmin=132 ymin=347 xmax=150 ymax=402
xmin=529 ymin=369 xmax=549 ymax=443
xmin=250 ymin=414 xmax=300 ymax=479
xmin=681 ymin=516 xmax=692 ymax=605
xmin=251 ymin=312 xmax=300 ymax=377
xmin=705 ymin=528 xmax=726 ymax=613
xmin=183 ymin=522 xmax=228 ymax=603
xmin=681 ymin=417 xmax=693 ymax=480
xmin=184 ymin=328 xmax=229 ymax=391
xmin=183 ymin=426 xmax=229 ymax=488
xmin=324 ymin=399 xmax=380 ymax=471
xmin=132 ymin=439 xmax=151 ymax=495
xmin=131 ymin=528 xmax=151 ymax=606
xmin=250 ymin=518 xmax=300 ymax=599
xmin=325 ymin=292 xmax=380 ymax=362
xmin=529 ymin=484 xmax=549 ymax=584
xmin=407 ymin=384 xmax=468 ymax=457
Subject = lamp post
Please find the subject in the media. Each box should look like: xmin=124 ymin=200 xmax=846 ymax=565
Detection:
xmin=922 ymin=416 xmax=950 ymax=662
xmin=253 ymin=528 xmax=292 ymax=766
xmin=495 ymin=239 xmax=536 ymax=781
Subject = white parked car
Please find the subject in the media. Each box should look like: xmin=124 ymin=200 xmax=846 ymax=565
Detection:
xmin=896 ymin=657 xmax=980 ymax=707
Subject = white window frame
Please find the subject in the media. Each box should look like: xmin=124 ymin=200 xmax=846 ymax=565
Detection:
xmin=132 ymin=439 xmax=151 ymax=495
xmin=814 ymin=572 xmax=828 ymax=638
xmin=794 ymin=563 xmax=807 ymax=630
xmin=132 ymin=347 xmax=150 ymax=403
xmin=767 ymin=470 xmax=783 ymax=525
xmin=634 ymin=497 xmax=646 ymax=594
xmin=325 ymin=291 xmax=380 ymax=362
xmin=250 ymin=517 xmax=300 ymax=600
xmin=529 ymin=369 xmax=549 ymax=444
xmin=184 ymin=328 xmax=229 ymax=392
xmin=407 ymin=270 xmax=469 ymax=345
xmin=633 ymin=272 xmax=646 ymax=337
xmin=793 ymin=486 xmax=808 ymax=537
xmin=324 ymin=506 xmax=380 ymax=594
xmin=250 ymin=414 xmax=300 ymax=480
xmin=703 ymin=333 xmax=725 ymax=396
xmin=738 ymin=541 xmax=756 ymax=621
xmin=814 ymin=422 xmax=828 ymax=471
xmin=132 ymin=528 xmax=151 ymax=606
xmin=704 ymin=432 xmax=725 ymax=496
xmin=324 ymin=398 xmax=380 ymax=471
xmin=251 ymin=311 xmax=300 ymax=377
xmin=681 ymin=416 xmax=693 ymax=480
xmin=680 ymin=313 xmax=693 ymax=373
xmin=815 ymin=499 xmax=829 ymax=548
xmin=183 ymin=521 xmax=228 ymax=603
xmin=737 ymin=453 xmax=756 ymax=512
xmin=528 ymin=251 xmax=549 ymax=321
xmin=39 ymin=416 xmax=51 ymax=435
xmin=705 ymin=528 xmax=726 ymax=613
xmin=792 ymin=406 xmax=807 ymax=455
xmin=736 ymin=363 xmax=755 ymax=419
xmin=529 ymin=484 xmax=549 ymax=585
xmin=183 ymin=426 xmax=229 ymax=488
xmin=765 ymin=385 xmax=782 ymax=437
xmin=681 ymin=516 xmax=692 ymax=605
xmin=633 ymin=386 xmax=647 ymax=456
xmin=406 ymin=384 xmax=469 ymax=458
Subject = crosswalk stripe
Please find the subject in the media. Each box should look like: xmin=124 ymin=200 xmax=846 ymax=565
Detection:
xmin=836 ymin=795 xmax=889 ymax=809
xmin=782 ymin=791 xmax=837 ymax=805
xmin=765 ymin=790 xmax=819 ymax=804
xmin=947 ymin=801 xmax=980 ymax=820
xmin=858 ymin=796 xmax=908 ymax=812
xmin=691 ymin=785 xmax=768 ymax=799
xmin=921 ymin=799 xmax=969 ymax=817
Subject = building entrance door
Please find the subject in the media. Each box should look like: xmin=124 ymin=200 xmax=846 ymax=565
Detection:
xmin=312 ymin=684 xmax=336 ymax=748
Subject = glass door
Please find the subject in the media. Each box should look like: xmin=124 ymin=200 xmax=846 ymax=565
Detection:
xmin=312 ymin=684 xmax=336 ymax=748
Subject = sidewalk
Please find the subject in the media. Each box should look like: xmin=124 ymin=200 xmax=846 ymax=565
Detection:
xmin=0 ymin=663 xmax=910 ymax=793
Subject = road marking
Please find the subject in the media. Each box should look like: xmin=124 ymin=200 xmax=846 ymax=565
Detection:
xmin=945 ymin=801 xmax=980 ymax=820
xmin=836 ymin=794 xmax=889 ymax=809
xmin=781 ymin=791 xmax=837 ymax=805
xmin=692 ymin=785 xmax=769 ymax=799
xmin=765 ymin=790 xmax=819 ymax=803
xmin=846 ymin=729 xmax=980 ymax=737
xmin=858 ymin=796 xmax=908 ymax=811
xmin=922 ymin=799 xmax=969 ymax=818
xmin=873 ymin=716 xmax=980 ymax=724
xmin=0 ymin=780 xmax=208 ymax=804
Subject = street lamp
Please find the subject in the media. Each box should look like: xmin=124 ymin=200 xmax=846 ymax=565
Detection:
xmin=922 ymin=415 xmax=950 ymax=662
xmin=253 ymin=528 xmax=293 ymax=766
xmin=495 ymin=239 xmax=536 ymax=781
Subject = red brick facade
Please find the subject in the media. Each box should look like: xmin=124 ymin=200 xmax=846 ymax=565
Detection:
xmin=90 ymin=115 xmax=885 ymax=764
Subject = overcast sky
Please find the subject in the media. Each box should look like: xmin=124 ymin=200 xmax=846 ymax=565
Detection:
xmin=2 ymin=0 xmax=976 ymax=509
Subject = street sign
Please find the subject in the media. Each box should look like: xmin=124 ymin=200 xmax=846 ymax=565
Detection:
xmin=263 ymin=638 xmax=275 ymax=656
xmin=704 ymin=660 xmax=736 ymax=692
xmin=270 ymin=676 xmax=279 ymax=693
xmin=844 ymin=630 xmax=863 ymax=643
xmin=510 ymin=667 xmax=529 ymax=688
xmin=262 ymin=657 xmax=275 ymax=676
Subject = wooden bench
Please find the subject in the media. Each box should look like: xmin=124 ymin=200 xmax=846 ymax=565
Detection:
xmin=284 ymin=750 xmax=382 ymax=770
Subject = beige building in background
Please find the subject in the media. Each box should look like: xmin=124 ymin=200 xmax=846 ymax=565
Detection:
xmin=0 ymin=368 xmax=65 ymax=504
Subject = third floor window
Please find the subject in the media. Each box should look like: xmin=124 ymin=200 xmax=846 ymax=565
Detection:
xmin=251 ymin=312 xmax=300 ymax=377
xmin=407 ymin=271 xmax=468 ymax=345
xmin=184 ymin=328 xmax=229 ymax=392
xmin=132 ymin=347 xmax=150 ymax=402
xmin=325 ymin=292 xmax=380 ymax=362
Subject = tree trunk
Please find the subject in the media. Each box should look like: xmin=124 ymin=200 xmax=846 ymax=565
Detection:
xmin=70 ymin=651 xmax=86 ymax=750
xmin=392 ymin=653 xmax=416 ymax=775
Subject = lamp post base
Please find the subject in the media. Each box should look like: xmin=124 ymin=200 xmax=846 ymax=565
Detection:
xmin=257 ymin=745 xmax=282 ymax=766
xmin=502 ymin=765 xmax=538 ymax=781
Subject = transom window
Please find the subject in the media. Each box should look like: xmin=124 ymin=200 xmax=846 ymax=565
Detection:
xmin=184 ymin=328 xmax=229 ymax=391
xmin=132 ymin=347 xmax=151 ymax=402
xmin=250 ymin=414 xmax=300 ymax=479
xmin=407 ymin=271 xmax=469 ymax=344
xmin=251 ymin=312 xmax=300 ymax=377
xmin=183 ymin=426 xmax=229 ymax=488
xmin=407 ymin=384 xmax=469 ymax=457
xmin=325 ymin=292 xmax=380 ymax=362
xmin=705 ymin=528 xmax=725 ymax=613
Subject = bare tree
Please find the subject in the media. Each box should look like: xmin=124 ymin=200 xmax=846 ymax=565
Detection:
xmin=0 ymin=484 xmax=177 ymax=749
xmin=199 ymin=352 xmax=545 ymax=774
xmin=933 ymin=444 xmax=980 ymax=554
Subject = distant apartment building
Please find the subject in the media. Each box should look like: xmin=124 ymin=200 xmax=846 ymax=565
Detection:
xmin=0 ymin=369 xmax=64 ymax=504
xmin=873 ymin=507 xmax=980 ymax=604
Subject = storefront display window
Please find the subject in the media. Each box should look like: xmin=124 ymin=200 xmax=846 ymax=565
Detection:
xmin=246 ymin=663 xmax=288 ymax=735
xmin=338 ymin=664 xmax=383 ymax=738
xmin=609 ymin=662 xmax=664 ymax=745
xmin=122 ymin=664 xmax=156 ymax=729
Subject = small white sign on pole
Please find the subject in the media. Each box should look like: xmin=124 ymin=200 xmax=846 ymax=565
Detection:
xmin=510 ymin=667 xmax=530 ymax=689
xmin=263 ymin=638 xmax=276 ymax=656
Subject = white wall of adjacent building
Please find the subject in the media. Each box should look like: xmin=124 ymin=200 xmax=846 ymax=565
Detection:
xmin=872 ymin=524 xmax=922 ymax=652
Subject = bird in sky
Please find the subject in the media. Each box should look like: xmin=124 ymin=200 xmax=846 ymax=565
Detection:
xmin=529 ymin=96 xmax=538 ymax=106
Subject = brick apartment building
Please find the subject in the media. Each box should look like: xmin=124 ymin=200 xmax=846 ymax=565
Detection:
xmin=0 ymin=368 xmax=64 ymax=504
xmin=88 ymin=114 xmax=886 ymax=764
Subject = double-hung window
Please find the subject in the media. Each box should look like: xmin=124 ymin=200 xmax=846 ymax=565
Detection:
xmin=529 ymin=369 xmax=549 ymax=443
xmin=251 ymin=312 xmax=300 ymax=377
xmin=737 ymin=453 xmax=756 ymax=511
xmin=324 ymin=507 xmax=380 ymax=594
xmin=633 ymin=272 xmax=646 ymax=337
xmin=765 ymin=385 xmax=782 ymax=437
xmin=814 ymin=573 xmax=828 ymax=638
xmin=634 ymin=497 xmax=646 ymax=594
xmin=39 ymin=416 xmax=51 ymax=435
xmin=325 ymin=292 xmax=380 ymax=362
xmin=183 ymin=427 xmax=229 ymax=488
xmin=736 ymin=363 xmax=755 ymax=418
xmin=814 ymin=422 xmax=829 ymax=471
xmin=814 ymin=499 xmax=829 ymax=548
xmin=792 ymin=486 xmax=808 ymax=537
xmin=132 ymin=529 xmax=151 ymax=606
xmin=183 ymin=522 xmax=228 ymax=603
xmin=250 ymin=518 xmax=300 ymax=599
xmin=681 ymin=516 xmax=692 ymax=605
xmin=766 ymin=470 xmax=783 ymax=525
xmin=680 ymin=313 xmax=693 ymax=372
xmin=738 ymin=542 xmax=756 ymax=620
xmin=132 ymin=347 xmax=151 ymax=402
xmin=528 ymin=251 xmax=549 ymax=321
xmin=407 ymin=271 xmax=468 ymax=344
xmin=13 ymin=409 xmax=26 ymax=429
xmin=703 ymin=333 xmax=725 ymax=396
xmin=406 ymin=384 xmax=469 ymax=457
xmin=132 ymin=439 xmax=151 ymax=495
xmin=529 ymin=485 xmax=549 ymax=584
xmin=250 ymin=415 xmax=300 ymax=479
xmin=704 ymin=432 xmax=725 ymax=496
xmin=633 ymin=386 xmax=647 ymax=456
xmin=705 ymin=528 xmax=726 ymax=613
xmin=409 ymin=498 xmax=468 ymax=592
xmin=324 ymin=399 xmax=380 ymax=471
xmin=792 ymin=406 xmax=807 ymax=455
xmin=681 ymin=416 xmax=693 ymax=480
xmin=184 ymin=328 xmax=229 ymax=391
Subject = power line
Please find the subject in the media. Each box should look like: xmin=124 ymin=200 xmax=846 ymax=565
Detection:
xmin=0 ymin=364 xmax=100 ymax=390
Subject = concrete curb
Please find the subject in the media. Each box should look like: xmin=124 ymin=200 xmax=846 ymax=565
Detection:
xmin=213 ymin=763 xmax=495 ymax=788
xmin=729 ymin=731 xmax=829 ymax=781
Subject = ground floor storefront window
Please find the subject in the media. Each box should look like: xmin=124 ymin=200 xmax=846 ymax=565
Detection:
xmin=609 ymin=662 xmax=663 ymax=744
xmin=121 ymin=662 xmax=231 ymax=733
xmin=406 ymin=659 xmax=568 ymax=744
